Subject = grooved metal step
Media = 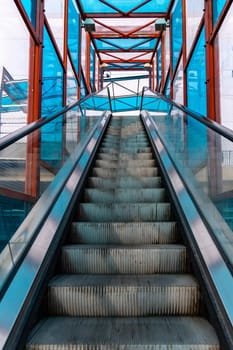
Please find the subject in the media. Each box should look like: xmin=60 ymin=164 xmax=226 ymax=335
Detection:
xmin=87 ymin=176 xmax=162 ymax=189
xmin=84 ymin=188 xmax=166 ymax=203
xmin=70 ymin=222 xmax=179 ymax=244
xmin=26 ymin=115 xmax=220 ymax=350
xmin=26 ymin=317 xmax=219 ymax=350
xmin=78 ymin=203 xmax=172 ymax=222
xmin=92 ymin=167 xmax=159 ymax=177
xmin=48 ymin=274 xmax=200 ymax=316
xmin=99 ymin=146 xmax=152 ymax=154
xmin=61 ymin=245 xmax=187 ymax=274
xmin=97 ymin=152 xmax=153 ymax=160
xmin=94 ymin=159 xmax=156 ymax=168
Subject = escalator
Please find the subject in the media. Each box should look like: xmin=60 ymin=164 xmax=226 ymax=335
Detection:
xmin=26 ymin=115 xmax=219 ymax=349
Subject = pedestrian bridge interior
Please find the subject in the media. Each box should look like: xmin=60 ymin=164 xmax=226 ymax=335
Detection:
xmin=0 ymin=1 xmax=233 ymax=349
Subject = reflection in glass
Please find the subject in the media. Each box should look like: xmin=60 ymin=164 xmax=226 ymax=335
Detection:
xmin=164 ymin=29 xmax=170 ymax=78
xmin=186 ymin=0 xmax=204 ymax=54
xmin=171 ymin=0 xmax=182 ymax=73
xmin=44 ymin=0 xmax=64 ymax=55
xmin=173 ymin=56 xmax=183 ymax=104
xmin=187 ymin=27 xmax=207 ymax=116
xmin=67 ymin=57 xmax=78 ymax=104
xmin=213 ymin=0 xmax=227 ymax=25
xmin=151 ymin=107 xmax=233 ymax=266
xmin=0 ymin=2 xmax=29 ymax=137
xmin=157 ymin=44 xmax=162 ymax=89
xmin=20 ymin=0 xmax=36 ymax=28
xmin=90 ymin=43 xmax=96 ymax=92
xmin=214 ymin=4 xmax=233 ymax=129
xmin=68 ymin=0 xmax=80 ymax=73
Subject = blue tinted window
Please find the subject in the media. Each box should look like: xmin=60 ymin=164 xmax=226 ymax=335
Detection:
xmin=42 ymin=27 xmax=64 ymax=116
xmin=68 ymin=0 xmax=80 ymax=72
xmin=164 ymin=73 xmax=171 ymax=98
xmin=213 ymin=0 xmax=227 ymax=24
xmin=79 ymin=0 xmax=170 ymax=13
xmin=94 ymin=38 xmax=157 ymax=51
xmin=157 ymin=44 xmax=162 ymax=89
xmin=81 ymin=71 xmax=88 ymax=99
xmin=187 ymin=27 xmax=207 ymax=116
xmin=171 ymin=0 xmax=182 ymax=72
xmin=20 ymin=0 xmax=36 ymax=27
xmin=41 ymin=26 xmax=64 ymax=163
xmin=90 ymin=44 xmax=95 ymax=91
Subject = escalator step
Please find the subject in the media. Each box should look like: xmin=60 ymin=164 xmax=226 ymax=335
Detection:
xmin=92 ymin=167 xmax=159 ymax=177
xmin=78 ymin=203 xmax=172 ymax=222
xmin=70 ymin=222 xmax=179 ymax=244
xmin=87 ymin=176 xmax=162 ymax=189
xmin=61 ymin=244 xmax=187 ymax=274
xmin=83 ymin=188 xmax=166 ymax=203
xmin=47 ymin=274 xmax=200 ymax=316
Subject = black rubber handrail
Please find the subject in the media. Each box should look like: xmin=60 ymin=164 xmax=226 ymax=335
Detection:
xmin=141 ymin=87 xmax=233 ymax=143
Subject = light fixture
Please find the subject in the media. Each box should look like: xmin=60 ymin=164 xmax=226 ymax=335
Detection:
xmin=81 ymin=18 xmax=96 ymax=32
xmin=155 ymin=18 xmax=169 ymax=31
xmin=100 ymin=63 xmax=109 ymax=69
xmin=144 ymin=63 xmax=152 ymax=69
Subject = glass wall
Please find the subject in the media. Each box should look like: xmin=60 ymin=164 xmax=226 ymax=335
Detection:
xmin=186 ymin=0 xmax=204 ymax=54
xmin=171 ymin=0 xmax=182 ymax=73
xmin=90 ymin=43 xmax=95 ymax=92
xmin=20 ymin=0 xmax=37 ymax=28
xmin=44 ymin=0 xmax=64 ymax=55
xmin=157 ymin=43 xmax=162 ymax=89
xmin=173 ymin=56 xmax=183 ymax=104
xmin=214 ymin=4 xmax=233 ymax=129
xmin=68 ymin=0 xmax=80 ymax=74
xmin=213 ymin=0 xmax=227 ymax=24
xmin=187 ymin=27 xmax=207 ymax=116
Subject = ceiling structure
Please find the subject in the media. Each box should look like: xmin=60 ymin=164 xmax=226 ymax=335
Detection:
xmin=77 ymin=0 xmax=173 ymax=72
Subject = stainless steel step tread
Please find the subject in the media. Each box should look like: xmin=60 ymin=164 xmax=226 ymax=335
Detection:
xmin=87 ymin=176 xmax=162 ymax=189
xmin=49 ymin=273 xmax=197 ymax=287
xmin=84 ymin=188 xmax=166 ymax=203
xmin=26 ymin=317 xmax=219 ymax=348
xmin=61 ymin=244 xmax=187 ymax=274
xmin=78 ymin=202 xmax=172 ymax=222
xmin=71 ymin=221 xmax=179 ymax=244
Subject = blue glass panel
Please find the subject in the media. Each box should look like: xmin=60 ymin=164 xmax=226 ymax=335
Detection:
xmin=164 ymin=74 xmax=171 ymax=98
xmin=213 ymin=0 xmax=227 ymax=24
xmin=157 ymin=44 xmax=162 ymax=88
xmin=67 ymin=57 xmax=79 ymax=104
xmin=20 ymin=0 xmax=36 ymax=28
xmin=79 ymin=0 xmax=118 ymax=13
xmin=42 ymin=27 xmax=64 ymax=116
xmin=134 ymin=0 xmax=170 ymax=13
xmin=106 ymin=0 xmax=146 ymax=12
xmin=187 ymin=27 xmax=207 ymax=171
xmin=187 ymin=27 xmax=207 ymax=116
xmin=80 ymin=71 xmax=88 ymax=99
xmin=80 ymin=0 xmax=170 ymax=13
xmin=41 ymin=26 xmax=64 ymax=165
xmin=171 ymin=0 xmax=182 ymax=72
xmin=90 ymin=44 xmax=95 ymax=91
xmin=68 ymin=0 xmax=80 ymax=73
xmin=94 ymin=38 xmax=157 ymax=51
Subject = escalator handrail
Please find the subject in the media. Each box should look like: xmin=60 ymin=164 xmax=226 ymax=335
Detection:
xmin=0 ymin=111 xmax=111 ymax=349
xmin=141 ymin=87 xmax=233 ymax=143
xmin=0 ymin=86 xmax=111 ymax=151
xmin=141 ymin=110 xmax=233 ymax=348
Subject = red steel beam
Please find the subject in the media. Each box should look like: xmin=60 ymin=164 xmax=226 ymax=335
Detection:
xmin=205 ymin=0 xmax=215 ymax=121
xmin=93 ymin=33 xmax=160 ymax=39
